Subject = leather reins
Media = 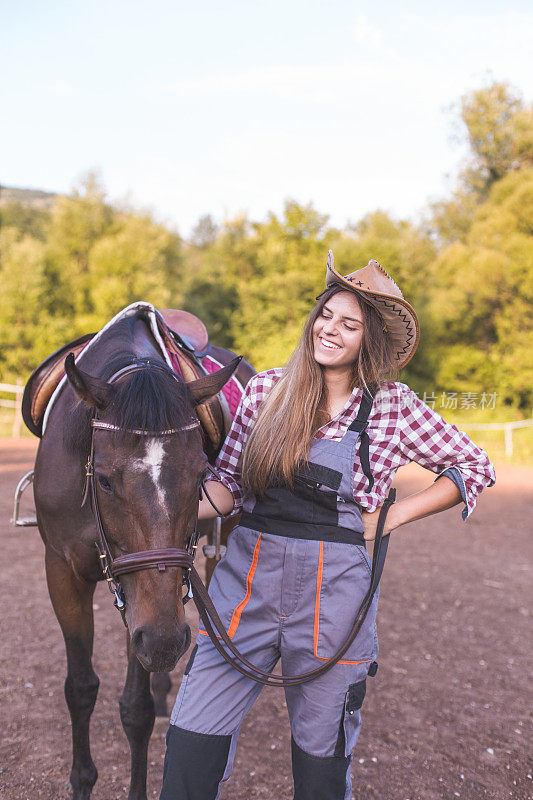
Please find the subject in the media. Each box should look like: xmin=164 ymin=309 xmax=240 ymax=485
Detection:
xmin=84 ymin=360 xmax=395 ymax=686
xmin=187 ymin=489 xmax=395 ymax=687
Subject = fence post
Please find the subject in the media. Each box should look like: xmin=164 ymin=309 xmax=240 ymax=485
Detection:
xmin=13 ymin=378 xmax=23 ymax=438
xmin=504 ymin=424 xmax=513 ymax=458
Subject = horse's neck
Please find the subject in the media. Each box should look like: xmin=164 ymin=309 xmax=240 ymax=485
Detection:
xmin=80 ymin=317 xmax=164 ymax=376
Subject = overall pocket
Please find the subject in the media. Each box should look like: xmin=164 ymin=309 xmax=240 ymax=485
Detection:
xmin=313 ymin=541 xmax=378 ymax=664
xmin=333 ymin=675 xmax=370 ymax=758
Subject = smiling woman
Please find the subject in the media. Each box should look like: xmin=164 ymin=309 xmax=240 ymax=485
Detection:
xmin=312 ymin=290 xmax=392 ymax=420
xmin=160 ymin=250 xmax=496 ymax=800
xmin=236 ymin=278 xmax=398 ymax=499
xmin=313 ymin=293 xmax=365 ymax=367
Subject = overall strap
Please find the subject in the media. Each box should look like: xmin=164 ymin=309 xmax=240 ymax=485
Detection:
xmin=348 ymin=385 xmax=378 ymax=494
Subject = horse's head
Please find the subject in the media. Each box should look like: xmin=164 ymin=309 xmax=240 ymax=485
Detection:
xmin=65 ymin=353 xmax=240 ymax=672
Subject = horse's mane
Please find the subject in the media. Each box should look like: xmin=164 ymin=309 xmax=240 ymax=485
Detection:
xmin=63 ymin=356 xmax=195 ymax=459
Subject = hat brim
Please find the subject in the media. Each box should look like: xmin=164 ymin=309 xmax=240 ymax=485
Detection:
xmin=325 ymin=267 xmax=420 ymax=368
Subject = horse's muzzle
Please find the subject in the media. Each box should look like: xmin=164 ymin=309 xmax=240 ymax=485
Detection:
xmin=131 ymin=623 xmax=191 ymax=672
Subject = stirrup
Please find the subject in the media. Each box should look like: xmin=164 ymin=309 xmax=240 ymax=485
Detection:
xmin=11 ymin=470 xmax=38 ymax=527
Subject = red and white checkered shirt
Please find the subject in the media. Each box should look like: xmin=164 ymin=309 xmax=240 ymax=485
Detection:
xmin=215 ymin=368 xmax=496 ymax=521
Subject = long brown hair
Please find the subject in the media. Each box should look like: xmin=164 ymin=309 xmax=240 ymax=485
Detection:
xmin=242 ymin=286 xmax=398 ymax=495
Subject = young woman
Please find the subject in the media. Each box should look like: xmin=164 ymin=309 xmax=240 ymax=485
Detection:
xmin=160 ymin=252 xmax=495 ymax=800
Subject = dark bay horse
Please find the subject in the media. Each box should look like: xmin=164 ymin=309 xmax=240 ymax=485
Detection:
xmin=33 ymin=311 xmax=245 ymax=800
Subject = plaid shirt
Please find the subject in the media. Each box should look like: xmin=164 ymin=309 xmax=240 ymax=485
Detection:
xmin=215 ymin=368 xmax=496 ymax=521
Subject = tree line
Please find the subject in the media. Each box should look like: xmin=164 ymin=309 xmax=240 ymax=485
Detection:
xmin=1 ymin=81 xmax=532 ymax=411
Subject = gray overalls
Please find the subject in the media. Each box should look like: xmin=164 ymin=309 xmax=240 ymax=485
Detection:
xmin=161 ymin=395 xmax=379 ymax=800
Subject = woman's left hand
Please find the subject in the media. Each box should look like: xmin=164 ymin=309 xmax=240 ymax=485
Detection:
xmin=362 ymin=503 xmax=400 ymax=541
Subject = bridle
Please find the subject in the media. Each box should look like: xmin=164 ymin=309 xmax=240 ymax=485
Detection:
xmin=83 ymin=359 xmax=395 ymax=686
xmin=82 ymin=360 xmax=208 ymax=622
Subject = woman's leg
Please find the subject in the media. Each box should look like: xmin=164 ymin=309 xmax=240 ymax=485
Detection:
xmin=280 ymin=539 xmax=379 ymax=800
xmin=160 ymin=528 xmax=281 ymax=800
xmin=160 ymin=628 xmax=279 ymax=800
xmin=284 ymin=661 xmax=374 ymax=800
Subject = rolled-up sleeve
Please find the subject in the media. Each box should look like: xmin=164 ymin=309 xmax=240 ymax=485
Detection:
xmin=213 ymin=402 xmax=249 ymax=516
xmin=397 ymin=385 xmax=496 ymax=520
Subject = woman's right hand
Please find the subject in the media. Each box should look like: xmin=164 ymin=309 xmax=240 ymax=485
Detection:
xmin=362 ymin=504 xmax=399 ymax=541
xmin=198 ymin=481 xmax=234 ymax=519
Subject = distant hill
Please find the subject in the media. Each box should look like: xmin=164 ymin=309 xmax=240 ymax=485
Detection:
xmin=0 ymin=185 xmax=59 ymax=211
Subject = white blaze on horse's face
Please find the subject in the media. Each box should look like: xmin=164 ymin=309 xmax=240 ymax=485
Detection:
xmin=136 ymin=438 xmax=168 ymax=513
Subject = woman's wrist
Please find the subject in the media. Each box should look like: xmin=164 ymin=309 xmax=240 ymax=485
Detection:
xmin=386 ymin=500 xmax=407 ymax=532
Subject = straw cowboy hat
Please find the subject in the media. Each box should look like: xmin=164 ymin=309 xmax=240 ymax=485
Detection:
xmin=324 ymin=250 xmax=420 ymax=368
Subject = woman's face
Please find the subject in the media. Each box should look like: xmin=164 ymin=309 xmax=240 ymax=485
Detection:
xmin=312 ymin=291 xmax=365 ymax=372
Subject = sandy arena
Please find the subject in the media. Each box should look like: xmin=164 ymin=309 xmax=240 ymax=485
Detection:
xmin=0 ymin=439 xmax=531 ymax=800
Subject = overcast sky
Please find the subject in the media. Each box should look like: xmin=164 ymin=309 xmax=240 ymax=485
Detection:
xmin=2 ymin=0 xmax=532 ymax=236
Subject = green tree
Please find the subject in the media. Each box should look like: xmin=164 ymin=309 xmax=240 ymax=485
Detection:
xmin=431 ymin=81 xmax=533 ymax=246
xmin=428 ymin=168 xmax=533 ymax=408
xmin=0 ymin=229 xmax=52 ymax=379
xmin=0 ymin=202 xmax=51 ymax=241
xmin=86 ymin=211 xmax=183 ymax=330
xmin=460 ymin=82 xmax=533 ymax=190
xmin=230 ymin=201 xmax=333 ymax=369
xmin=180 ymin=215 xmax=252 ymax=351
xmin=190 ymin=214 xmax=218 ymax=249
xmin=330 ymin=211 xmax=436 ymax=389
xmin=44 ymin=173 xmax=115 ymax=321
xmin=0 ymin=175 xmax=185 ymax=380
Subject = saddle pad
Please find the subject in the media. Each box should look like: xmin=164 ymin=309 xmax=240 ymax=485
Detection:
xmin=202 ymin=355 xmax=245 ymax=419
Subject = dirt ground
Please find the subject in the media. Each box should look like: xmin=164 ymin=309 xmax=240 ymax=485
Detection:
xmin=0 ymin=439 xmax=531 ymax=800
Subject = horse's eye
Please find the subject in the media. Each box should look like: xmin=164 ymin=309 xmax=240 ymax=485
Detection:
xmin=97 ymin=474 xmax=113 ymax=493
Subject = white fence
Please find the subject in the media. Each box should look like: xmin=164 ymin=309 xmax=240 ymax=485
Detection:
xmin=0 ymin=381 xmax=24 ymax=437
xmin=458 ymin=419 xmax=533 ymax=457
xmin=0 ymin=379 xmax=532 ymax=456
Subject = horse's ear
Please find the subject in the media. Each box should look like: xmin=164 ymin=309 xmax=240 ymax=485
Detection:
xmin=187 ymin=356 xmax=242 ymax=405
xmin=64 ymin=354 xmax=116 ymax=410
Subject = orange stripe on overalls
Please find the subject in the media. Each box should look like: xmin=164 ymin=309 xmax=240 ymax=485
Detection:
xmin=227 ymin=533 xmax=262 ymax=639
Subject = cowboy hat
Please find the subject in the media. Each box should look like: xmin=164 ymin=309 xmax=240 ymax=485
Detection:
xmin=324 ymin=250 xmax=419 ymax=368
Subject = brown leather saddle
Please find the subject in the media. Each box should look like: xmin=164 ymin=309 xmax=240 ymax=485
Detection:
xmin=22 ymin=309 xmax=229 ymax=455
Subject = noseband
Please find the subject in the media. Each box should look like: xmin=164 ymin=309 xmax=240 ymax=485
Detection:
xmin=82 ymin=360 xmax=211 ymax=624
